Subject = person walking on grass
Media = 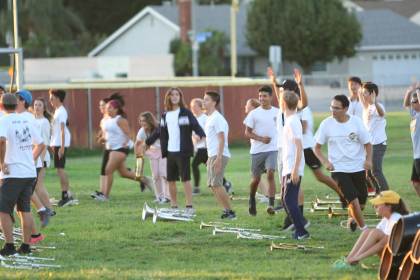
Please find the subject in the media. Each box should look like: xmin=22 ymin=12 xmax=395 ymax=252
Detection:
xmin=95 ymin=97 xmax=110 ymax=200
xmin=49 ymin=89 xmax=74 ymax=207
xmin=244 ymin=85 xmax=278 ymax=216
xmin=281 ymin=91 xmax=309 ymax=240
xmin=314 ymin=95 xmax=372 ymax=232
xmin=203 ymin=91 xmax=236 ymax=219
xmin=358 ymin=82 xmax=389 ymax=192
xmin=404 ymin=84 xmax=420 ymax=196
xmin=347 ymin=76 xmax=363 ymax=119
xmin=0 ymin=93 xmax=44 ymax=256
xmin=135 ymin=111 xmax=170 ymax=204
xmin=151 ymin=88 xmax=205 ymax=212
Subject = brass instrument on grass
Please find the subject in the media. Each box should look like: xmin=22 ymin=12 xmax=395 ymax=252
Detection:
xmin=142 ymin=202 xmax=195 ymax=223
xmin=270 ymin=242 xmax=324 ymax=251
xmin=236 ymin=231 xmax=286 ymax=240
xmin=201 ymin=221 xmax=260 ymax=232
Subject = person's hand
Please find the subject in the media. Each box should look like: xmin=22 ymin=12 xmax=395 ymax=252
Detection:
xmin=324 ymin=161 xmax=334 ymax=171
xmin=267 ymin=67 xmax=276 ymax=84
xmin=260 ymin=136 xmax=271 ymax=144
xmin=58 ymin=147 xmax=65 ymax=159
xmin=372 ymin=92 xmax=377 ymax=104
xmin=0 ymin=163 xmax=9 ymax=175
xmin=213 ymin=157 xmax=222 ymax=174
xmin=364 ymin=160 xmax=372 ymax=170
xmin=294 ymin=68 xmax=302 ymax=85
xmin=291 ymin=169 xmax=299 ymax=185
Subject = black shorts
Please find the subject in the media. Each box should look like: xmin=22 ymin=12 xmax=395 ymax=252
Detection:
xmin=112 ymin=148 xmax=129 ymax=155
xmin=0 ymin=178 xmax=36 ymax=214
xmin=167 ymin=152 xmax=191 ymax=182
xmin=411 ymin=159 xmax=420 ymax=182
xmin=332 ymin=171 xmax=368 ymax=205
xmin=304 ymin=148 xmax=321 ymax=170
xmin=101 ymin=150 xmax=111 ymax=176
xmin=53 ymin=146 xmax=67 ymax=169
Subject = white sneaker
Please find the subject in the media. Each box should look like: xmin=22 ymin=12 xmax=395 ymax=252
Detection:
xmin=185 ymin=207 xmax=195 ymax=215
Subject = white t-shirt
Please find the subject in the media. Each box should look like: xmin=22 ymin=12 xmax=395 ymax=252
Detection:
xmin=34 ymin=117 xmax=51 ymax=167
xmin=243 ymin=106 xmax=279 ymax=154
xmin=300 ymin=107 xmax=315 ymax=149
xmin=50 ymin=106 xmax=71 ymax=147
xmin=376 ymin=212 xmax=402 ymax=236
xmin=166 ymin=108 xmax=181 ymax=152
xmin=348 ymin=98 xmax=363 ymax=119
xmin=0 ymin=113 xmax=43 ymax=178
xmin=102 ymin=115 xmax=128 ymax=150
xmin=136 ymin=127 xmax=161 ymax=150
xmin=0 ymin=111 xmax=4 ymax=118
xmin=315 ymin=115 xmax=371 ymax=173
xmin=205 ymin=110 xmax=230 ymax=158
xmin=277 ymin=110 xmax=284 ymax=149
xmin=195 ymin=114 xmax=207 ymax=149
xmin=363 ymin=103 xmax=387 ymax=145
xmin=282 ymin=114 xmax=305 ymax=177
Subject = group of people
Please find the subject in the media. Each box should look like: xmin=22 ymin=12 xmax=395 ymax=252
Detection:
xmin=0 ymin=72 xmax=418 ymax=266
xmin=0 ymin=86 xmax=73 ymax=256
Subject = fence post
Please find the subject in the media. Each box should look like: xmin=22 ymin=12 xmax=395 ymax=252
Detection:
xmin=219 ymin=85 xmax=225 ymax=115
xmin=87 ymin=88 xmax=93 ymax=150
xmin=155 ymin=86 xmax=161 ymax=118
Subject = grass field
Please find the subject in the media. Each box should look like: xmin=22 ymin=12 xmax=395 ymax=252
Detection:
xmin=1 ymin=112 xmax=418 ymax=279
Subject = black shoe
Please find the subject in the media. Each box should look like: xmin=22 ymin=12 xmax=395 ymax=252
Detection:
xmin=221 ymin=210 xmax=236 ymax=220
xmin=282 ymin=215 xmax=294 ymax=231
xmin=17 ymin=244 xmax=31 ymax=255
xmin=140 ymin=181 xmax=146 ymax=192
xmin=248 ymin=197 xmax=257 ymax=216
xmin=46 ymin=208 xmax=56 ymax=217
xmin=58 ymin=196 xmax=74 ymax=207
xmin=349 ymin=220 xmax=357 ymax=232
xmin=266 ymin=206 xmax=275 ymax=215
xmin=223 ymin=180 xmax=232 ymax=194
xmin=0 ymin=245 xmax=16 ymax=256
xmin=38 ymin=210 xmax=50 ymax=228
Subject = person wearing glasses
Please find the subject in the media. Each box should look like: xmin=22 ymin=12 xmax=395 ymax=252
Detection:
xmin=403 ymin=84 xmax=420 ymax=196
xmin=314 ymin=95 xmax=372 ymax=232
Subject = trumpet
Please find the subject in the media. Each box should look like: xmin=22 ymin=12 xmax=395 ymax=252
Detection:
xmin=270 ymin=242 xmax=324 ymax=251
xmin=310 ymin=203 xmax=343 ymax=212
xmin=0 ymin=255 xmax=61 ymax=270
xmin=212 ymin=226 xmax=261 ymax=235
xmin=135 ymin=156 xmax=145 ymax=180
xmin=152 ymin=208 xmax=194 ymax=224
xmin=237 ymin=231 xmax=286 ymax=240
xmin=314 ymin=197 xmax=342 ymax=206
xmin=201 ymin=221 xmax=260 ymax=232
xmin=200 ymin=221 xmax=231 ymax=229
xmin=328 ymin=207 xmax=348 ymax=219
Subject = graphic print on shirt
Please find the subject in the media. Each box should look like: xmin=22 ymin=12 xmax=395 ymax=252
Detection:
xmin=15 ymin=125 xmax=33 ymax=151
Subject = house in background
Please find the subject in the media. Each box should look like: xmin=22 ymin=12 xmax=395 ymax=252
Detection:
xmin=88 ymin=1 xmax=420 ymax=86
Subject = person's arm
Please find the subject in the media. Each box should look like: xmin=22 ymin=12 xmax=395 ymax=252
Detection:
xmin=0 ymin=137 xmax=8 ymax=175
xmin=403 ymin=84 xmax=417 ymax=108
xmin=213 ymin=132 xmax=225 ymax=174
xmin=145 ymin=128 xmax=160 ymax=146
xmin=117 ymin=118 xmax=131 ymax=146
xmin=291 ymin=138 xmax=303 ymax=185
xmin=245 ymin=126 xmax=270 ymax=144
xmin=294 ymin=69 xmax=308 ymax=109
xmin=358 ymin=88 xmax=369 ymax=109
xmin=374 ymin=99 xmax=385 ymax=117
xmin=33 ymin=143 xmax=45 ymax=162
xmin=189 ymin=112 xmax=206 ymax=138
xmin=364 ymin=143 xmax=373 ymax=170
xmin=267 ymin=67 xmax=281 ymax=105
xmin=135 ymin=140 xmax=146 ymax=157
xmin=59 ymin=122 xmax=66 ymax=159
xmin=301 ymin=120 xmax=308 ymax=134
xmin=314 ymin=143 xmax=334 ymax=171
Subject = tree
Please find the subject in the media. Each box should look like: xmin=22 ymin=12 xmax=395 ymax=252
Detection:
xmin=246 ymin=0 xmax=362 ymax=73
xmin=170 ymin=29 xmax=228 ymax=76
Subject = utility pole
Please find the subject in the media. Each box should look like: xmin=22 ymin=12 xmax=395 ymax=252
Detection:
xmin=191 ymin=0 xmax=199 ymax=77
xmin=230 ymin=0 xmax=239 ymax=78
xmin=12 ymin=0 xmax=22 ymax=89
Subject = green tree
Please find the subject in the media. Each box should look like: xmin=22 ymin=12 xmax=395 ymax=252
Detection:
xmin=246 ymin=0 xmax=361 ymax=73
xmin=170 ymin=30 xmax=228 ymax=76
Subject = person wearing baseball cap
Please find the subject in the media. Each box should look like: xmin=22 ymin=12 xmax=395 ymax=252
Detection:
xmin=334 ymin=190 xmax=409 ymax=269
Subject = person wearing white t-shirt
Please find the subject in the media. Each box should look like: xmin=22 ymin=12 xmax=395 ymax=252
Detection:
xmin=0 ymin=93 xmax=44 ymax=256
xmin=347 ymin=76 xmax=363 ymax=119
xmin=49 ymin=89 xmax=73 ymax=207
xmin=359 ymin=82 xmax=389 ymax=191
xmin=342 ymin=191 xmax=408 ymax=266
xmin=281 ymin=91 xmax=309 ymax=240
xmin=203 ymin=91 xmax=235 ymax=219
xmin=314 ymin=95 xmax=372 ymax=232
xmin=243 ymin=85 xmax=278 ymax=216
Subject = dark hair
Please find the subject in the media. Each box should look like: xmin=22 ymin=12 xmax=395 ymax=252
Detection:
xmin=108 ymin=93 xmax=124 ymax=107
xmin=17 ymin=95 xmax=30 ymax=109
xmin=388 ymin=199 xmax=409 ymax=216
xmin=279 ymin=79 xmax=300 ymax=96
xmin=362 ymin=82 xmax=379 ymax=97
xmin=333 ymin=94 xmax=350 ymax=109
xmin=205 ymin=91 xmax=220 ymax=106
xmin=139 ymin=111 xmax=158 ymax=134
xmin=3 ymin=103 xmax=16 ymax=110
xmin=34 ymin=97 xmax=52 ymax=122
xmin=348 ymin=76 xmax=362 ymax=85
xmin=108 ymin=99 xmax=127 ymax=118
xmin=49 ymin=89 xmax=66 ymax=102
xmin=164 ymin=87 xmax=186 ymax=111
xmin=258 ymin=85 xmax=273 ymax=96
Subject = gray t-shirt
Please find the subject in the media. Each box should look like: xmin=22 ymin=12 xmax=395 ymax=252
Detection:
xmin=410 ymin=109 xmax=420 ymax=159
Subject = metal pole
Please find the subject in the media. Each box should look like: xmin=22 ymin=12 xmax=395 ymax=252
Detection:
xmin=191 ymin=0 xmax=199 ymax=77
xmin=12 ymin=0 xmax=22 ymax=89
xmin=230 ymin=0 xmax=238 ymax=78
xmin=155 ymin=86 xmax=161 ymax=117
xmin=219 ymin=85 xmax=225 ymax=115
xmin=87 ymin=88 xmax=93 ymax=150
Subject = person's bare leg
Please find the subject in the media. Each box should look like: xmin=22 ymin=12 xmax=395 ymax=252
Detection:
xmin=19 ymin=212 xmax=34 ymax=244
xmin=267 ymin=170 xmax=276 ymax=204
xmin=313 ymin=168 xmax=344 ymax=197
xmin=413 ymin=181 xmax=420 ymax=197
xmin=168 ymin=181 xmax=177 ymax=207
xmin=104 ymin=152 xmax=125 ymax=197
xmin=34 ymin=169 xmax=53 ymax=209
xmin=183 ymin=180 xmax=193 ymax=206
xmin=57 ymin=168 xmax=69 ymax=192
xmin=346 ymin=229 xmax=371 ymax=260
xmin=0 ymin=212 xmax=14 ymax=243
xmin=118 ymin=160 xmax=136 ymax=180
xmin=213 ymin=186 xmax=232 ymax=209
xmin=31 ymin=192 xmax=44 ymax=210
xmin=250 ymin=176 xmax=261 ymax=197
xmin=348 ymin=198 xmax=365 ymax=228
xmin=347 ymin=229 xmax=385 ymax=263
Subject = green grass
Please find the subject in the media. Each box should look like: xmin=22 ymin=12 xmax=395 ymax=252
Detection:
xmin=1 ymin=112 xmax=418 ymax=279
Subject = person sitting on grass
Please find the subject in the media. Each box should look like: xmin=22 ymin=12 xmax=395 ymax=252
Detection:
xmin=334 ymin=190 xmax=409 ymax=268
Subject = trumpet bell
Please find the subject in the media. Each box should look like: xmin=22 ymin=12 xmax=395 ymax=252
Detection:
xmin=152 ymin=209 xmax=194 ymax=224
xmin=141 ymin=202 xmax=155 ymax=221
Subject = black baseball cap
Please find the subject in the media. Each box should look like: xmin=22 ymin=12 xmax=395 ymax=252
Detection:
xmin=277 ymin=79 xmax=300 ymax=96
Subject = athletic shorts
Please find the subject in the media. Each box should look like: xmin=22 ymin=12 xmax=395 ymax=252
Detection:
xmin=304 ymin=148 xmax=322 ymax=170
xmin=167 ymin=152 xmax=191 ymax=182
xmin=52 ymin=146 xmax=67 ymax=169
xmin=112 ymin=147 xmax=129 ymax=156
xmin=332 ymin=171 xmax=368 ymax=205
xmin=207 ymin=156 xmax=229 ymax=188
xmin=411 ymin=159 xmax=420 ymax=182
xmin=101 ymin=150 xmax=111 ymax=176
xmin=251 ymin=151 xmax=277 ymax=177
xmin=0 ymin=178 xmax=36 ymax=214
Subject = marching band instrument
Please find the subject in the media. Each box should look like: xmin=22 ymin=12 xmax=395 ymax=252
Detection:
xmin=135 ymin=156 xmax=144 ymax=180
xmin=237 ymin=231 xmax=286 ymax=240
xmin=270 ymin=242 xmax=324 ymax=251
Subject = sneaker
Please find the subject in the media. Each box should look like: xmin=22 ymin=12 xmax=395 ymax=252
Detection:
xmin=95 ymin=194 xmax=109 ymax=202
xmin=38 ymin=210 xmax=50 ymax=228
xmin=332 ymin=258 xmax=355 ymax=270
xmin=282 ymin=216 xmax=294 ymax=231
xmin=248 ymin=197 xmax=257 ymax=216
xmin=304 ymin=220 xmax=311 ymax=230
xmin=221 ymin=210 xmax=236 ymax=220
xmin=192 ymin=187 xmax=200 ymax=195
xmin=349 ymin=220 xmax=357 ymax=232
xmin=296 ymin=232 xmax=310 ymax=241
xmin=90 ymin=190 xmax=102 ymax=199
xmin=223 ymin=180 xmax=232 ymax=194
xmin=140 ymin=181 xmax=146 ymax=192
xmin=0 ymin=245 xmax=17 ymax=256
xmin=30 ymin=234 xmax=45 ymax=245
xmin=266 ymin=206 xmax=275 ymax=215
xmin=185 ymin=207 xmax=195 ymax=216
xmin=159 ymin=198 xmax=170 ymax=204
xmin=17 ymin=244 xmax=31 ymax=255
xmin=46 ymin=208 xmax=56 ymax=217
xmin=58 ymin=196 xmax=74 ymax=207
